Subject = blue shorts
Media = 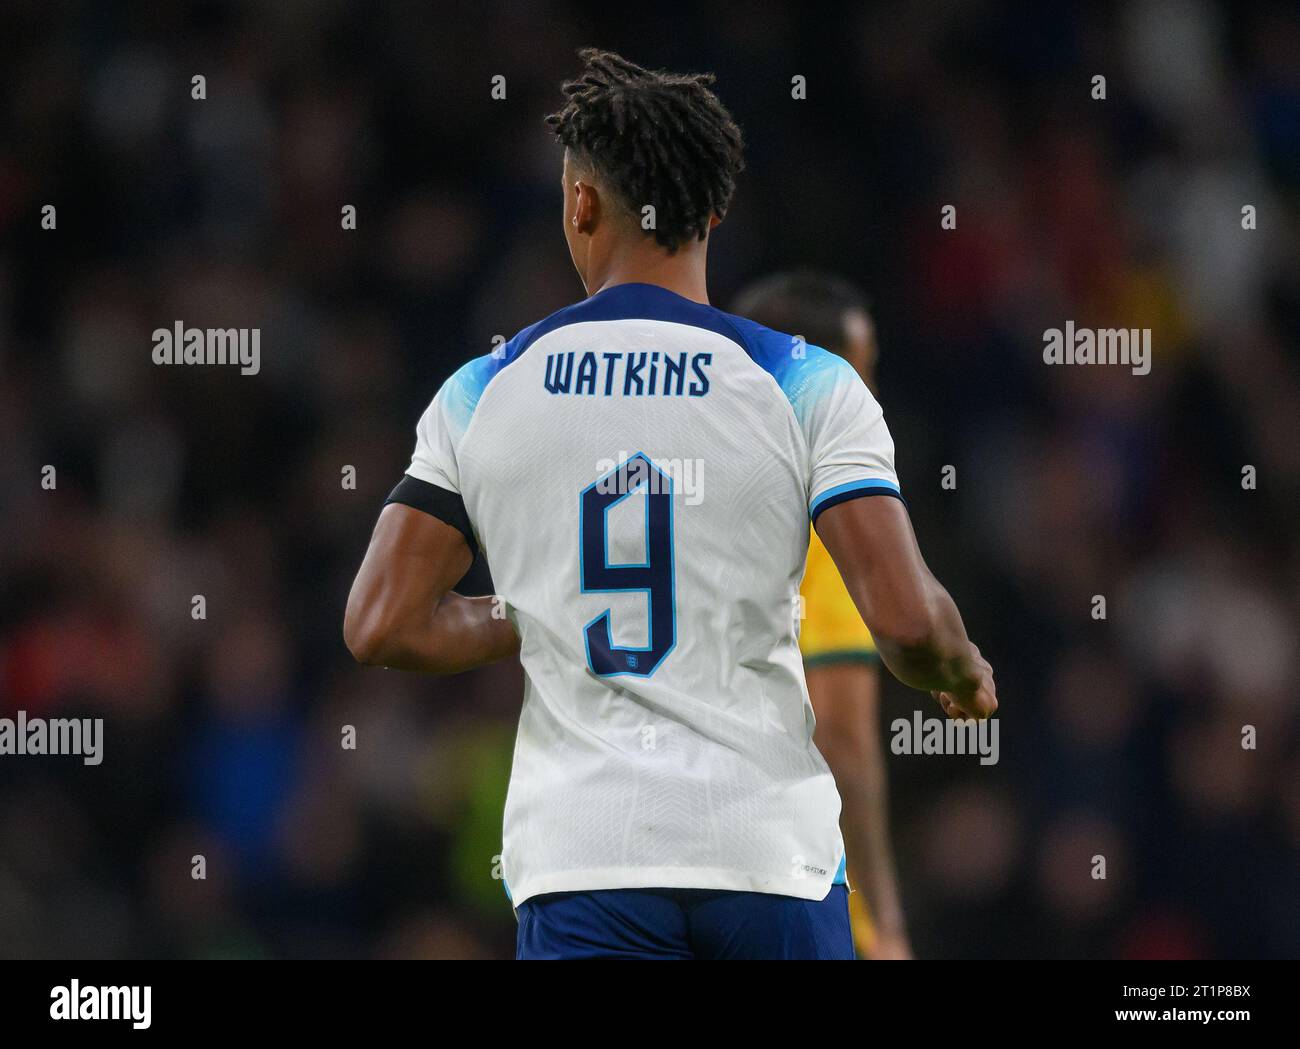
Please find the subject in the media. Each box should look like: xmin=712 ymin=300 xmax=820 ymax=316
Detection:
xmin=516 ymin=884 xmax=853 ymax=960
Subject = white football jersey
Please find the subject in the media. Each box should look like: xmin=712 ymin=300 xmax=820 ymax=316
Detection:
xmin=398 ymin=282 xmax=901 ymax=905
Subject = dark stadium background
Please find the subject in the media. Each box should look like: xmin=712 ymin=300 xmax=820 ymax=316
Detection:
xmin=1 ymin=0 xmax=1297 ymax=959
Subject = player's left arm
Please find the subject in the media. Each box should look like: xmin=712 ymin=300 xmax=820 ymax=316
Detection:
xmin=344 ymin=501 xmax=519 ymax=673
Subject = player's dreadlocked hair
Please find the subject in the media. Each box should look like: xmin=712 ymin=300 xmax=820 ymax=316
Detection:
xmin=547 ymin=48 xmax=745 ymax=253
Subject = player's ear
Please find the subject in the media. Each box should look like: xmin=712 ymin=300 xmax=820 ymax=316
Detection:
xmin=573 ymin=180 xmax=599 ymax=235
xmin=708 ymin=212 xmax=722 ymax=230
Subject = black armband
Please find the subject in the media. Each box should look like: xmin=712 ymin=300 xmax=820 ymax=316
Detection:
xmin=385 ymin=475 xmax=478 ymax=557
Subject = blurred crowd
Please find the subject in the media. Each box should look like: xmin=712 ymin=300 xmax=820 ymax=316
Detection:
xmin=1 ymin=1 xmax=1297 ymax=958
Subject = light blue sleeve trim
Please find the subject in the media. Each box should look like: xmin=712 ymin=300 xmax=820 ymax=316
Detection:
xmin=809 ymin=478 xmax=901 ymax=518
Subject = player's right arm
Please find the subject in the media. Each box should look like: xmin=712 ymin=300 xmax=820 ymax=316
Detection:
xmin=815 ymin=496 xmax=996 ymax=720
xmin=345 ymin=359 xmax=519 ymax=674
xmin=344 ymin=500 xmax=518 ymax=673
xmin=796 ymin=347 xmax=994 ymax=719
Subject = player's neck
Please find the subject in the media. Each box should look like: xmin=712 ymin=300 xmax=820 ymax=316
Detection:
xmin=585 ymin=237 xmax=711 ymax=305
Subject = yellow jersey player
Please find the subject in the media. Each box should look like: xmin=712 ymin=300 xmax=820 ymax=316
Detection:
xmin=735 ymin=272 xmax=912 ymax=959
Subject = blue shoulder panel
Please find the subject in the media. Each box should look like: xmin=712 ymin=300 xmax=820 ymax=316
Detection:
xmin=443 ymin=283 xmax=752 ymax=430
xmin=717 ymin=311 xmax=853 ymax=426
xmin=519 ymin=282 xmax=751 ymax=353
xmin=442 ymin=282 xmax=847 ymax=431
xmin=439 ymin=315 xmax=547 ymax=433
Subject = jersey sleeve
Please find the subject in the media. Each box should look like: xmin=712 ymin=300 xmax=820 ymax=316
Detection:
xmin=406 ymin=379 xmax=463 ymax=493
xmin=385 ymin=368 xmax=479 ymax=553
xmin=802 ymin=353 xmax=902 ymax=523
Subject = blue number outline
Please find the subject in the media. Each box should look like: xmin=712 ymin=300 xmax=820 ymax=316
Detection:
xmin=579 ymin=451 xmax=677 ymax=677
